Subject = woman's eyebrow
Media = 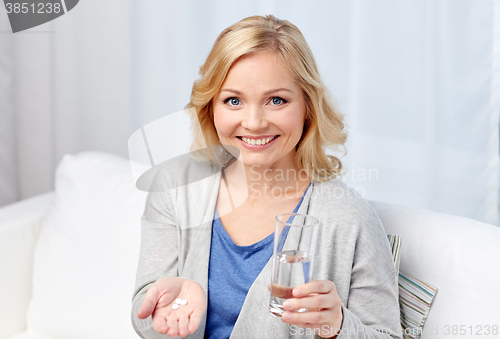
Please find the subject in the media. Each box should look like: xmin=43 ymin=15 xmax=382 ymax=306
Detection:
xmin=220 ymin=88 xmax=293 ymax=95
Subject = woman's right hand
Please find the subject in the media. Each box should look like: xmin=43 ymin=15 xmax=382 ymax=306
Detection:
xmin=137 ymin=277 xmax=207 ymax=338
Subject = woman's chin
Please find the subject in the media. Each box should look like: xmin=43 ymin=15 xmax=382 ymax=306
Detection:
xmin=240 ymin=156 xmax=289 ymax=170
xmin=237 ymin=155 xmax=273 ymax=169
xmin=236 ymin=149 xmax=296 ymax=170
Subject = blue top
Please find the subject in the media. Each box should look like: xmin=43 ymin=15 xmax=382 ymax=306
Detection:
xmin=204 ymin=183 xmax=310 ymax=339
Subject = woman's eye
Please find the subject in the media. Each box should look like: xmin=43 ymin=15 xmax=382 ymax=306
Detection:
xmin=224 ymin=97 xmax=240 ymax=106
xmin=271 ymin=97 xmax=287 ymax=105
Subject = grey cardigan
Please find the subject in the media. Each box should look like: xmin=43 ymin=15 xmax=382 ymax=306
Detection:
xmin=131 ymin=157 xmax=402 ymax=339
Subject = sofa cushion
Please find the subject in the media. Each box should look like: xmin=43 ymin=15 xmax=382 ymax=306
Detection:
xmin=27 ymin=152 xmax=148 ymax=339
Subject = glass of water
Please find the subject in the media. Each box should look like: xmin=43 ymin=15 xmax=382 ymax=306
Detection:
xmin=269 ymin=213 xmax=319 ymax=317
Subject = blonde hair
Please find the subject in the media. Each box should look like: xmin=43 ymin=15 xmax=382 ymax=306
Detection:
xmin=187 ymin=15 xmax=347 ymax=181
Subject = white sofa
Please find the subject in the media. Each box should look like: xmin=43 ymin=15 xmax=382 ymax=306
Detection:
xmin=1 ymin=151 xmax=499 ymax=339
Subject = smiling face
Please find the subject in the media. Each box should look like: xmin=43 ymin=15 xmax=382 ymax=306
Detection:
xmin=213 ymin=51 xmax=306 ymax=170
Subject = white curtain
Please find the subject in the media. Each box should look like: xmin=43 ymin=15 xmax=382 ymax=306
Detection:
xmin=1 ymin=0 xmax=499 ymax=225
xmin=0 ymin=0 xmax=133 ymax=206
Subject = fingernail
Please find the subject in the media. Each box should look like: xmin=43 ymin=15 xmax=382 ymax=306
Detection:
xmin=283 ymin=312 xmax=292 ymax=321
xmin=282 ymin=301 xmax=291 ymax=309
xmin=294 ymin=289 xmax=302 ymax=296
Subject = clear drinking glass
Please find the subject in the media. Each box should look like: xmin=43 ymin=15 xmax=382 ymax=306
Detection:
xmin=269 ymin=213 xmax=319 ymax=317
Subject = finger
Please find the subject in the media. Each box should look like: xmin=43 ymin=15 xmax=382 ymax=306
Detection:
xmin=293 ymin=280 xmax=335 ymax=297
xmin=166 ymin=311 xmax=179 ymax=337
xmin=177 ymin=308 xmax=190 ymax=338
xmin=282 ymin=309 xmax=334 ymax=326
xmin=293 ymin=323 xmax=340 ymax=338
xmin=151 ymin=307 xmax=169 ymax=334
xmin=270 ymin=283 xmax=294 ymax=299
xmin=138 ymin=284 xmax=161 ymax=319
xmin=282 ymin=293 xmax=332 ymax=311
xmin=188 ymin=308 xmax=204 ymax=334
xmin=294 ymin=322 xmax=315 ymax=329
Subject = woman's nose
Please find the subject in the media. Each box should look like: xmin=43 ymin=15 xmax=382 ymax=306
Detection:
xmin=241 ymin=106 xmax=268 ymax=131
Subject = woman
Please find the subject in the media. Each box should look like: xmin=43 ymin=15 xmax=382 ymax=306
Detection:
xmin=131 ymin=15 xmax=401 ymax=339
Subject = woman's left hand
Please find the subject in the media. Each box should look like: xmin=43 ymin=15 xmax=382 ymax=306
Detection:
xmin=278 ymin=280 xmax=343 ymax=338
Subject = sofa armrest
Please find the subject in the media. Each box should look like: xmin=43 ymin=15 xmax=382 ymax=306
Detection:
xmin=369 ymin=199 xmax=500 ymax=338
xmin=0 ymin=192 xmax=55 ymax=339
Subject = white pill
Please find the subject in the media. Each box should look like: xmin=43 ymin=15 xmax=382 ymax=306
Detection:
xmin=181 ymin=299 xmax=188 ymax=305
xmin=172 ymin=304 xmax=180 ymax=310
xmin=175 ymin=298 xmax=182 ymax=305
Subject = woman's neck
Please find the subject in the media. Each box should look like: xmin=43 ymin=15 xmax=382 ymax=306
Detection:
xmin=222 ymin=155 xmax=311 ymax=200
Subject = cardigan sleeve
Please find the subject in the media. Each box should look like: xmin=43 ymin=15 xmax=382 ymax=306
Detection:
xmin=338 ymin=205 xmax=401 ymax=339
xmin=130 ymin=171 xmax=181 ymax=339
xmin=313 ymin=180 xmax=402 ymax=339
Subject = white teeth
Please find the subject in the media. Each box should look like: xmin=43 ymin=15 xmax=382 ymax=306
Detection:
xmin=241 ymin=136 xmax=276 ymax=146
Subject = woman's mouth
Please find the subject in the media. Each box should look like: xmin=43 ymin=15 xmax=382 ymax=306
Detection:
xmin=236 ymin=135 xmax=279 ymax=150
xmin=238 ymin=135 xmax=278 ymax=146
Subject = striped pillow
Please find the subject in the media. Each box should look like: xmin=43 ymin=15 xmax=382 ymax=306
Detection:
xmin=387 ymin=235 xmax=438 ymax=339
xmin=387 ymin=234 xmax=402 ymax=275
xmin=398 ymin=271 xmax=437 ymax=339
